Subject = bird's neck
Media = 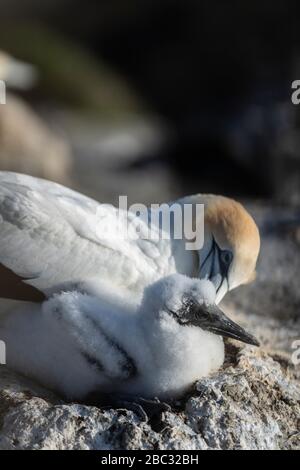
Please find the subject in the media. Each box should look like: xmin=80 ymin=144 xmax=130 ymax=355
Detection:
xmin=169 ymin=238 xmax=198 ymax=277
xmin=145 ymin=200 xmax=202 ymax=278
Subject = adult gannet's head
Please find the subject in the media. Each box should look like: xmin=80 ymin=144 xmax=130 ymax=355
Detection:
xmin=0 ymin=50 xmax=37 ymax=89
xmin=181 ymin=194 xmax=260 ymax=304
xmin=142 ymin=274 xmax=259 ymax=346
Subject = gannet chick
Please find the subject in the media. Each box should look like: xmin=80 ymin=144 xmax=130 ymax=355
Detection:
xmin=0 ymin=274 xmax=259 ymax=403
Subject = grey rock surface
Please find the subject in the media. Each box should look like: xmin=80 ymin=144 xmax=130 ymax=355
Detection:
xmin=0 ymin=347 xmax=299 ymax=450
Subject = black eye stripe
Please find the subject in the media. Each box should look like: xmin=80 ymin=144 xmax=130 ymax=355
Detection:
xmin=200 ymin=237 xmax=216 ymax=272
xmin=216 ymin=276 xmax=228 ymax=295
xmin=209 ymin=242 xmax=217 ymax=280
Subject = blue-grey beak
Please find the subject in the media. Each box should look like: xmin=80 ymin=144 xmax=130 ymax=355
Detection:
xmin=198 ymin=303 xmax=260 ymax=347
xmin=183 ymin=301 xmax=260 ymax=347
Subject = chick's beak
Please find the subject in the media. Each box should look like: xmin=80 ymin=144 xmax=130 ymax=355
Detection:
xmin=193 ymin=303 xmax=260 ymax=347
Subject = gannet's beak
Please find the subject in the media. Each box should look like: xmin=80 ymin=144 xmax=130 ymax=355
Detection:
xmin=190 ymin=303 xmax=260 ymax=347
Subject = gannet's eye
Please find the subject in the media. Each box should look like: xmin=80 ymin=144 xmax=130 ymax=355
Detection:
xmin=220 ymin=250 xmax=233 ymax=267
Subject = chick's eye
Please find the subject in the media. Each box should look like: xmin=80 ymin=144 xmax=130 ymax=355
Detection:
xmin=220 ymin=250 xmax=233 ymax=266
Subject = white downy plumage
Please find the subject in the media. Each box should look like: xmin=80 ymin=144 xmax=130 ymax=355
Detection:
xmin=0 ymin=274 xmax=258 ymax=400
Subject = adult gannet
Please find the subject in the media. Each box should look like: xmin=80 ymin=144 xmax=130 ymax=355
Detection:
xmin=0 ymin=172 xmax=260 ymax=305
xmin=0 ymin=51 xmax=37 ymax=90
xmin=0 ymin=274 xmax=259 ymax=404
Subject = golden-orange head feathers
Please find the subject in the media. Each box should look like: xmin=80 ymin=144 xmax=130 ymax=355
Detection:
xmin=203 ymin=195 xmax=260 ymax=289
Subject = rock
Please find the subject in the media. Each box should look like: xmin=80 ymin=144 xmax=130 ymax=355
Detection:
xmin=224 ymin=203 xmax=300 ymax=320
xmin=0 ymin=50 xmax=37 ymax=90
xmin=0 ymin=346 xmax=298 ymax=450
xmin=186 ymin=348 xmax=300 ymax=450
xmin=0 ymin=94 xmax=72 ymax=184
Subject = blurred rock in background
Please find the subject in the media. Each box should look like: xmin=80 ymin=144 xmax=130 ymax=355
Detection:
xmin=0 ymin=23 xmax=173 ymax=202
xmin=0 ymin=50 xmax=37 ymax=90
xmin=0 ymin=94 xmax=72 ymax=184
xmin=0 ymin=48 xmax=71 ymax=184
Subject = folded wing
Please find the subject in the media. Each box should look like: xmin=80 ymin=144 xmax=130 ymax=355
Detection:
xmin=0 ymin=172 xmax=160 ymax=301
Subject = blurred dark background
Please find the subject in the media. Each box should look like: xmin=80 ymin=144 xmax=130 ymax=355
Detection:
xmin=0 ymin=0 xmax=300 ymax=206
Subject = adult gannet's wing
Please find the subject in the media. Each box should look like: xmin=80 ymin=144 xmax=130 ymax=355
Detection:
xmin=0 ymin=172 xmax=162 ymax=301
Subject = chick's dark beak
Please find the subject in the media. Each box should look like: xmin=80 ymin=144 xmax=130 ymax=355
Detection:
xmin=189 ymin=303 xmax=260 ymax=347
